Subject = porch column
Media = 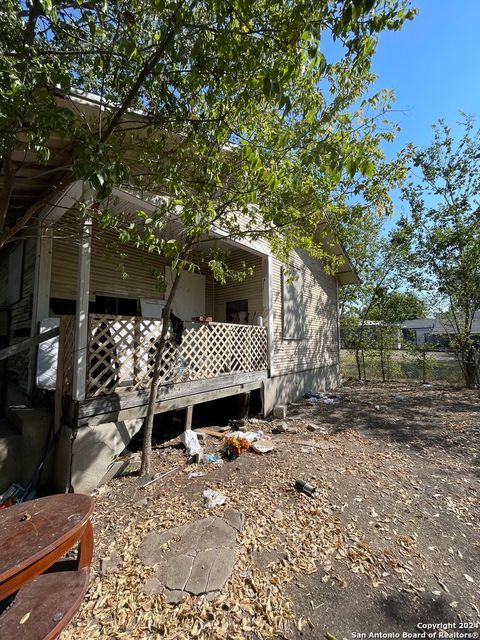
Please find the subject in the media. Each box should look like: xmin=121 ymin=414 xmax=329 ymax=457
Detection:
xmin=31 ymin=222 xmax=53 ymax=333
xmin=72 ymin=186 xmax=93 ymax=401
xmin=263 ymin=255 xmax=275 ymax=376
xmin=335 ymin=279 xmax=341 ymax=367
xmin=28 ymin=222 xmax=53 ymax=396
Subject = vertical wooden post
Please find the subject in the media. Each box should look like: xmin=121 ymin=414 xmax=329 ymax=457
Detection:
xmin=54 ymin=318 xmax=66 ymax=434
xmin=28 ymin=222 xmax=53 ymax=397
xmin=72 ymin=191 xmax=93 ymax=402
xmin=335 ymin=279 xmax=341 ymax=374
xmin=238 ymin=392 xmax=251 ymax=420
xmin=262 ymin=255 xmax=274 ymax=375
xmin=184 ymin=405 xmax=193 ymax=431
xmin=31 ymin=223 xmax=53 ymax=332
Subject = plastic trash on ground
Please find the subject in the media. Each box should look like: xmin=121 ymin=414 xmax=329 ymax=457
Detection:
xmin=203 ymin=489 xmax=227 ymax=508
xmin=304 ymin=391 xmax=338 ymax=405
xmin=251 ymin=439 xmax=275 ymax=454
xmin=229 ymin=430 xmax=264 ymax=442
xmin=180 ymin=430 xmax=203 ymax=459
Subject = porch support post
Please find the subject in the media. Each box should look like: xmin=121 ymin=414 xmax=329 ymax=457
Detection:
xmin=28 ymin=221 xmax=53 ymax=396
xmin=184 ymin=405 xmax=193 ymax=431
xmin=263 ymin=255 xmax=274 ymax=376
xmin=31 ymin=222 xmax=53 ymax=333
xmin=72 ymin=185 xmax=93 ymax=401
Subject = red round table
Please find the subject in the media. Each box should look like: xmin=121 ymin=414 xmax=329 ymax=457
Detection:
xmin=0 ymin=494 xmax=94 ymax=602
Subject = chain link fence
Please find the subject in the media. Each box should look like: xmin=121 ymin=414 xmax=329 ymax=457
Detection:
xmin=341 ymin=349 xmax=464 ymax=384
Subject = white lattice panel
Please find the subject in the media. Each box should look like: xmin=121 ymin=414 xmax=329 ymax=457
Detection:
xmin=86 ymin=316 xmax=267 ymax=397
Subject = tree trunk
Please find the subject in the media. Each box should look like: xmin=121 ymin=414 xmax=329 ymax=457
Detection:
xmin=463 ymin=348 xmax=478 ymax=389
xmin=379 ymin=332 xmax=386 ymax=383
xmin=355 ymin=348 xmax=362 ymax=381
xmin=140 ymin=270 xmax=182 ymax=476
xmin=422 ymin=351 xmax=427 ymax=384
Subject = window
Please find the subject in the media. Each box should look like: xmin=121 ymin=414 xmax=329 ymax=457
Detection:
xmin=282 ymin=266 xmax=304 ymax=339
xmin=226 ymin=299 xmax=249 ymax=324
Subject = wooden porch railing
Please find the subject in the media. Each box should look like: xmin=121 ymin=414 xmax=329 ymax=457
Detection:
xmin=84 ymin=315 xmax=268 ymax=397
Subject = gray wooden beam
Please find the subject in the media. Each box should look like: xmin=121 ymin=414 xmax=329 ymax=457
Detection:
xmin=75 ymin=379 xmax=263 ymax=427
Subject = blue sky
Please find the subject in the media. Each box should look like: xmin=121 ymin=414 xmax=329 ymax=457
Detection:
xmin=369 ymin=0 xmax=480 ymax=229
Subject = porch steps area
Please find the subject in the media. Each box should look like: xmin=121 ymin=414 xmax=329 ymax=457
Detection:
xmin=0 ymin=407 xmax=53 ymax=493
xmin=0 ymin=419 xmax=23 ymax=492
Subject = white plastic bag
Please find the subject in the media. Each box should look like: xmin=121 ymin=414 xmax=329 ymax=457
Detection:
xmin=203 ymin=489 xmax=227 ymax=508
xmin=180 ymin=430 xmax=202 ymax=457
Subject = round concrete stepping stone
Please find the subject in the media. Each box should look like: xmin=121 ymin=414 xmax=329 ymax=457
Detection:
xmin=139 ymin=510 xmax=243 ymax=602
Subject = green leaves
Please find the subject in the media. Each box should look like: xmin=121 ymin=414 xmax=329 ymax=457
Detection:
xmin=401 ymin=116 xmax=480 ymax=387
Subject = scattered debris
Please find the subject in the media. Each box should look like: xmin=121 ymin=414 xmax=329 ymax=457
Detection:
xmin=273 ymin=421 xmax=289 ymax=434
xmin=252 ymin=440 xmax=275 ymax=454
xmin=203 ymin=489 xmax=227 ymax=508
xmin=139 ymin=467 xmax=179 ymax=489
xmin=273 ymin=405 xmax=288 ymax=419
xmin=201 ymin=453 xmax=222 ymax=464
xmin=295 ymin=479 xmax=316 ymax=497
xmin=223 ymin=435 xmax=251 ymax=459
xmin=307 ymin=423 xmax=325 ymax=433
xmin=188 ymin=471 xmax=206 ymax=479
xmin=179 ymin=430 xmax=203 ymax=459
xmin=196 ymin=427 xmax=231 ymax=439
xmin=304 ymin=391 xmax=339 ymax=404
xmin=60 ymin=381 xmax=480 ymax=640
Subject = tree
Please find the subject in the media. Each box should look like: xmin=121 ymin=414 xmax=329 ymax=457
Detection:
xmin=1 ymin=0 xmax=417 ymax=473
xmin=367 ymin=289 xmax=428 ymax=322
xmin=339 ymin=218 xmax=413 ymax=381
xmin=1 ymin=0 xmax=416 ymax=246
xmin=401 ymin=116 xmax=480 ymax=388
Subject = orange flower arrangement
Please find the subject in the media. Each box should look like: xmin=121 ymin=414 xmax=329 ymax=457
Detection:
xmin=223 ymin=435 xmax=251 ymax=459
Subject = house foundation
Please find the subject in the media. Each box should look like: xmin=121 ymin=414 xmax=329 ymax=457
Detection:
xmin=262 ymin=364 xmax=340 ymax=416
xmin=54 ymin=418 xmax=143 ymax=494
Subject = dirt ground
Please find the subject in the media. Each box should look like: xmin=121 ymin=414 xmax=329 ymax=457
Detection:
xmin=61 ymin=381 xmax=480 ymax=640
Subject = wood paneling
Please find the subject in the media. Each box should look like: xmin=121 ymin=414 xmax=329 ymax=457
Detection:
xmin=50 ymin=213 xmax=167 ymax=300
xmin=271 ymin=249 xmax=338 ymax=376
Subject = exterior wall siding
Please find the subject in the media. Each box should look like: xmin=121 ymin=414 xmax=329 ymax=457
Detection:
xmin=50 ymin=213 xmax=168 ymax=301
xmin=271 ymin=249 xmax=339 ymax=377
xmin=207 ymin=249 xmax=263 ymax=324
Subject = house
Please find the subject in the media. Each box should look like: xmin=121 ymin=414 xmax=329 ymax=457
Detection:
xmin=432 ymin=311 xmax=480 ymax=338
xmin=0 ymin=95 xmax=358 ymax=494
xmin=399 ymin=319 xmax=435 ymax=346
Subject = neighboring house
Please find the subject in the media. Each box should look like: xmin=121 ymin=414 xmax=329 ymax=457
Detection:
xmin=400 ymin=319 xmax=435 ymax=346
xmin=0 ymin=95 xmax=358 ymax=494
xmin=432 ymin=311 xmax=480 ymax=337
xmin=341 ymin=320 xmax=403 ymax=349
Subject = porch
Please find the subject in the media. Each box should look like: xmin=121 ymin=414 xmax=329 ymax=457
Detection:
xmin=58 ymin=314 xmax=268 ymax=426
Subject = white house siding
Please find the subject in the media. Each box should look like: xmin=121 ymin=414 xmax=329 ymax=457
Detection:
xmin=205 ymin=249 xmax=264 ymax=324
xmin=263 ymin=249 xmax=340 ymax=413
xmin=50 ymin=214 xmax=168 ymax=301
